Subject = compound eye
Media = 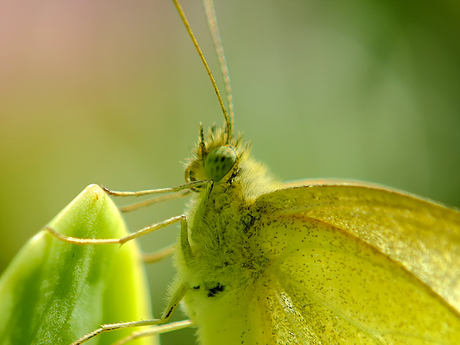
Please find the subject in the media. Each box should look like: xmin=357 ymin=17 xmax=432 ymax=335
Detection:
xmin=204 ymin=146 xmax=236 ymax=181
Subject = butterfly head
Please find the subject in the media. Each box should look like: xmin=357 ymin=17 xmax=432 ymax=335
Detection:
xmin=184 ymin=123 xmax=248 ymax=187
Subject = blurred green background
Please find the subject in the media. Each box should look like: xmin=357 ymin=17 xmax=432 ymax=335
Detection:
xmin=1 ymin=0 xmax=459 ymax=344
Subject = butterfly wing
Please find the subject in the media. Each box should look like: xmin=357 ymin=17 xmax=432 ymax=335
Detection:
xmin=249 ymin=184 xmax=460 ymax=344
xmin=280 ymin=177 xmax=402 ymax=189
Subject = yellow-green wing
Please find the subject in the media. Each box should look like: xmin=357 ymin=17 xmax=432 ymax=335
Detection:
xmin=280 ymin=177 xmax=399 ymax=189
xmin=250 ymin=184 xmax=460 ymax=344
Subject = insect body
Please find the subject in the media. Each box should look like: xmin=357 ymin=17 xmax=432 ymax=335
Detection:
xmin=171 ymin=124 xmax=460 ymax=344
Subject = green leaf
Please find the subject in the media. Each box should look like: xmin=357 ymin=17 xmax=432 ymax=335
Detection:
xmin=0 ymin=184 xmax=157 ymax=345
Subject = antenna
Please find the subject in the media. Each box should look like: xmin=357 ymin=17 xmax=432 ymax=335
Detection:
xmin=172 ymin=0 xmax=233 ymax=142
xmin=202 ymin=0 xmax=234 ymax=140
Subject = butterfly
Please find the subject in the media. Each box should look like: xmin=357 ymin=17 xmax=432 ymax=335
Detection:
xmin=2 ymin=0 xmax=460 ymax=344
xmin=40 ymin=0 xmax=459 ymax=343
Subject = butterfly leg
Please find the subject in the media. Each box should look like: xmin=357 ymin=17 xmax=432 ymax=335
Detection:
xmin=182 ymin=180 xmax=215 ymax=244
xmin=113 ymin=320 xmax=193 ymax=345
xmin=60 ymin=180 xmax=211 ymax=247
xmin=119 ymin=190 xmax=191 ymax=213
xmin=71 ymin=283 xmax=189 ymax=345
xmin=101 ymin=180 xmax=208 ymax=197
xmin=141 ymin=243 xmax=175 ymax=263
xmin=140 ymin=213 xmax=194 ymax=263
xmin=44 ymin=214 xmax=184 ymax=245
xmin=180 ymin=215 xmax=194 ymax=262
xmin=174 ymin=180 xmax=214 ymax=264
